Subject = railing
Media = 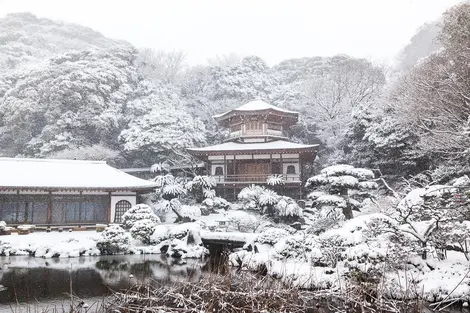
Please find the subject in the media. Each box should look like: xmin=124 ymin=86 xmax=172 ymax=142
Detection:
xmin=228 ymin=129 xmax=287 ymax=138
xmin=213 ymin=174 xmax=300 ymax=183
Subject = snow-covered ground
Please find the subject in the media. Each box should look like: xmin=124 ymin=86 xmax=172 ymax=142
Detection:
xmin=0 ymin=231 xmax=101 ymax=258
xmin=0 ymin=228 xmax=209 ymax=259
xmin=230 ymin=213 xmax=470 ymax=303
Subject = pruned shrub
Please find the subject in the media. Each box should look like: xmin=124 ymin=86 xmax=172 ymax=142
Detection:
xmin=96 ymin=225 xmax=130 ymax=254
xmin=121 ymin=204 xmax=160 ymax=229
xmin=130 ymin=218 xmax=158 ymax=244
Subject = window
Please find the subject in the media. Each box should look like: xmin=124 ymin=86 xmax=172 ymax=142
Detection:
xmin=272 ymin=162 xmax=282 ymax=174
xmin=0 ymin=194 xmax=49 ymax=224
xmin=286 ymin=165 xmax=296 ymax=174
xmin=267 ymin=123 xmax=282 ymax=131
xmin=230 ymin=124 xmax=241 ymax=132
xmin=51 ymin=195 xmax=108 ymax=224
xmin=246 ymin=121 xmax=262 ymax=131
xmin=114 ymin=200 xmax=132 ymax=223
xmin=215 ymin=166 xmax=224 ymax=176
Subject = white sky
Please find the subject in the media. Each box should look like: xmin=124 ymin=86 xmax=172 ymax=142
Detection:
xmin=0 ymin=0 xmax=463 ymax=66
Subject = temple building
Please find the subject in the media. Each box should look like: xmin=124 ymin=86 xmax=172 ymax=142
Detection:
xmin=0 ymin=158 xmax=158 ymax=226
xmin=187 ymin=100 xmax=318 ymax=200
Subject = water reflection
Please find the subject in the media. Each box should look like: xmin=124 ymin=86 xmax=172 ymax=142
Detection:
xmin=0 ymin=255 xmax=206 ymax=304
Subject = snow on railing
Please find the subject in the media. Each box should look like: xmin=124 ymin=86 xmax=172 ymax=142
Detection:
xmin=213 ymin=174 xmax=300 ymax=183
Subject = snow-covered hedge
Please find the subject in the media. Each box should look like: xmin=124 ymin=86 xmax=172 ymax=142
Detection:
xmin=121 ymin=204 xmax=161 ymax=229
xmin=96 ymin=225 xmax=130 ymax=254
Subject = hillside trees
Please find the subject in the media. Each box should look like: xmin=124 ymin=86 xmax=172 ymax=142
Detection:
xmin=395 ymin=22 xmax=441 ymax=72
xmin=391 ymin=3 xmax=470 ymax=178
xmin=0 ymin=48 xmax=139 ymax=157
xmin=343 ymin=103 xmax=429 ymax=178
xmin=136 ymin=49 xmax=187 ymax=85
xmin=272 ymin=55 xmax=386 ymax=165
xmin=119 ymin=102 xmax=206 ymax=166
xmin=0 ymin=13 xmax=131 ymax=73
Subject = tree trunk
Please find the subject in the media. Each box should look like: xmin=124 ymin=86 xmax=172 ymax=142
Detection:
xmin=342 ymin=205 xmax=354 ymax=220
xmin=340 ymin=188 xmax=353 ymax=219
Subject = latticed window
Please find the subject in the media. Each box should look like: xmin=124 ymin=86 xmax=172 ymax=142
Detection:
xmin=114 ymin=200 xmax=132 ymax=223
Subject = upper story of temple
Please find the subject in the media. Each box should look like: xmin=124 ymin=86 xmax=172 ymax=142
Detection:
xmin=213 ymin=99 xmax=299 ymax=143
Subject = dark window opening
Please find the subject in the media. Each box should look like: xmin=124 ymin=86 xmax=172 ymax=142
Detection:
xmin=287 ymin=165 xmax=296 ymax=174
xmin=215 ymin=166 xmax=224 ymax=176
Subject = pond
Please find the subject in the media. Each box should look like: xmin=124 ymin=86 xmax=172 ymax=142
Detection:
xmin=0 ymin=254 xmax=207 ymax=307
xmin=0 ymin=255 xmax=469 ymax=313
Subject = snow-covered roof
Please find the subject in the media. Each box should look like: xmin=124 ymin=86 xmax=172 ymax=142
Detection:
xmin=213 ymin=100 xmax=298 ymax=120
xmin=188 ymin=140 xmax=318 ymax=154
xmin=0 ymin=158 xmax=159 ymax=191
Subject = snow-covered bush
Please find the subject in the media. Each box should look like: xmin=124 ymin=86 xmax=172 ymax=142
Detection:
xmin=306 ymin=164 xmax=377 ymax=220
xmin=186 ymin=175 xmax=217 ymax=203
xmin=0 ymin=221 xmax=8 ymax=235
xmin=238 ymin=185 xmax=301 ymax=222
xmin=267 ymin=174 xmax=285 ymax=186
xmin=395 ymin=180 xmax=470 ymax=259
xmin=179 ymin=205 xmax=202 ymax=220
xmin=150 ymin=223 xmax=209 ymax=258
xmin=150 ymin=162 xmax=171 ymax=174
xmin=274 ymin=196 xmax=302 ymax=219
xmin=202 ymin=196 xmax=232 ymax=211
xmin=305 ymin=214 xmax=342 ymax=235
xmin=273 ymin=234 xmax=315 ymax=262
xmin=238 ymin=185 xmax=266 ymax=210
xmin=96 ymin=225 xmax=130 ymax=254
xmin=257 ymin=227 xmax=289 ymax=245
xmin=226 ymin=210 xmax=259 ymax=232
xmin=121 ymin=204 xmax=161 ymax=229
xmin=153 ymin=174 xmax=186 ymax=200
xmin=318 ymin=214 xmax=420 ymax=270
xmin=130 ymin=218 xmax=158 ymax=245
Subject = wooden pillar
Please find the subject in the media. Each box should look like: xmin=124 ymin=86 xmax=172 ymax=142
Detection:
xmin=269 ymin=153 xmax=273 ymax=174
xmin=107 ymin=192 xmax=112 ymax=224
xmin=280 ymin=153 xmax=284 ymax=177
xmin=299 ymin=156 xmax=303 ymax=199
xmin=280 ymin=153 xmax=284 ymax=195
xmin=47 ymin=191 xmax=52 ymax=225
xmin=15 ymin=190 xmax=19 ymax=223
xmin=223 ymin=155 xmax=227 ymax=181
xmin=79 ymin=191 xmax=82 ymax=224
xmin=233 ymin=156 xmax=237 ymax=181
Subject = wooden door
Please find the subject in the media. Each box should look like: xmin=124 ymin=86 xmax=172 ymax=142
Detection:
xmin=237 ymin=162 xmax=269 ymax=181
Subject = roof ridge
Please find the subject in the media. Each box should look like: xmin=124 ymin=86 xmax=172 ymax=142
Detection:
xmin=0 ymin=157 xmax=106 ymax=164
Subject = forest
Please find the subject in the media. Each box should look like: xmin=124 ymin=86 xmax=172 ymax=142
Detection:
xmin=1 ymin=3 xmax=470 ymax=312
xmin=0 ymin=5 xmax=466 ymax=188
